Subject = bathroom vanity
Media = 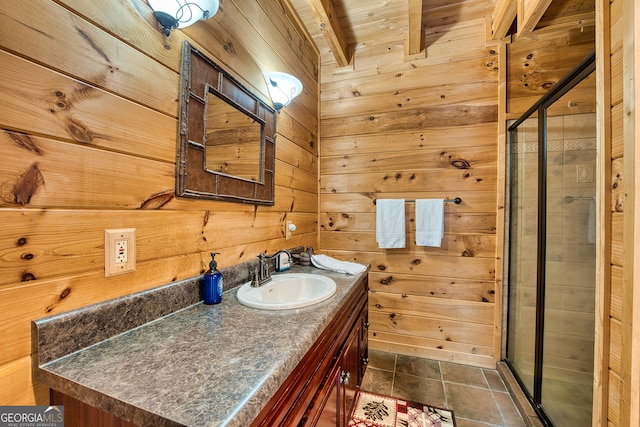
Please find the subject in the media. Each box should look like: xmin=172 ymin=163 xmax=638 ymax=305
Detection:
xmin=32 ymin=266 xmax=369 ymax=426
xmin=251 ymin=272 xmax=368 ymax=426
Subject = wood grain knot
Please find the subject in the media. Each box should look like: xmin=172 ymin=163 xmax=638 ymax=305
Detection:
xmin=139 ymin=190 xmax=174 ymax=209
xmin=451 ymin=159 xmax=470 ymax=169
xmin=7 ymin=131 xmax=42 ymax=155
xmin=66 ymin=118 xmax=94 ymax=144
xmin=223 ymin=41 xmax=236 ymax=54
xmin=22 ymin=273 xmax=37 ymax=281
xmin=14 ymin=162 xmax=44 ymax=205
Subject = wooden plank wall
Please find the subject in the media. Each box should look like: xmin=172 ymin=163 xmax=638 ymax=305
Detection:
xmin=607 ymin=0 xmax=624 ymax=424
xmin=506 ymin=26 xmax=596 ymax=120
xmin=0 ymin=0 xmax=319 ymax=405
xmin=318 ymin=0 xmax=501 ymax=368
xmin=608 ymin=0 xmax=640 ymax=425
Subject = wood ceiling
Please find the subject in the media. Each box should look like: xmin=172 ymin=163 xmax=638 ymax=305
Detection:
xmin=286 ymin=0 xmax=595 ymax=68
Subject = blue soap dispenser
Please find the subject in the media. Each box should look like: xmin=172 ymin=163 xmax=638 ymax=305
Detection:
xmin=203 ymin=252 xmax=223 ymax=305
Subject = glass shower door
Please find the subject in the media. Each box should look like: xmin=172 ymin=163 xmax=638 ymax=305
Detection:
xmin=506 ymin=52 xmax=595 ymax=426
xmin=541 ymin=74 xmax=596 ymax=426
xmin=507 ymin=116 xmax=539 ymax=396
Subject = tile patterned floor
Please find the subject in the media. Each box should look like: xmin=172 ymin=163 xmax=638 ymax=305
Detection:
xmin=360 ymin=350 xmax=526 ymax=427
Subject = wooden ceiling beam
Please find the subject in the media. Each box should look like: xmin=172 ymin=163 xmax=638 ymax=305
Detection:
xmin=529 ymin=11 xmax=596 ymax=36
xmin=305 ymin=0 xmax=352 ymax=67
xmin=407 ymin=0 xmax=425 ymax=55
xmin=518 ymin=0 xmax=554 ymax=36
xmin=490 ymin=0 xmax=517 ymax=40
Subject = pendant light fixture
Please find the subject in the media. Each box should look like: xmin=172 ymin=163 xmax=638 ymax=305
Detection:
xmin=148 ymin=0 xmax=220 ymax=36
xmin=264 ymin=72 xmax=303 ymax=112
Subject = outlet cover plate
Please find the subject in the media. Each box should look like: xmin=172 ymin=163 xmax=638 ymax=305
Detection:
xmin=105 ymin=228 xmax=136 ymax=277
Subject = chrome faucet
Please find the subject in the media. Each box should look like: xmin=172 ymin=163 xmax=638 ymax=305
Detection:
xmin=251 ymin=250 xmax=292 ymax=287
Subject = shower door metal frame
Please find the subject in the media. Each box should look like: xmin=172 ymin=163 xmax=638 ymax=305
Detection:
xmin=506 ymin=50 xmax=596 ymax=426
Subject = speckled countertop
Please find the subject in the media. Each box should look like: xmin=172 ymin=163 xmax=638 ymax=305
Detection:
xmin=32 ymin=265 xmax=368 ymax=427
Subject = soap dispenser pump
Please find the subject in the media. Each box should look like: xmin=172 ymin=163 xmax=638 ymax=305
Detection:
xmin=203 ymin=252 xmax=223 ymax=305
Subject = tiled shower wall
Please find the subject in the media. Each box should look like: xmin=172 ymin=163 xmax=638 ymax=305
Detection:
xmin=510 ymin=112 xmax=596 ymax=388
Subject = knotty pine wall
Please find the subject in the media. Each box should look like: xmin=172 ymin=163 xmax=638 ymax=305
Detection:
xmin=318 ymin=0 xmax=501 ymax=368
xmin=606 ymin=1 xmax=623 ymax=422
xmin=602 ymin=0 xmax=636 ymax=424
xmin=0 ymin=0 xmax=319 ymax=405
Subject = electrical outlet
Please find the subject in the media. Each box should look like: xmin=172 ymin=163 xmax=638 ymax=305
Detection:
xmin=115 ymin=240 xmax=128 ymax=264
xmin=105 ymin=228 xmax=136 ymax=277
xmin=286 ymin=221 xmax=294 ymax=240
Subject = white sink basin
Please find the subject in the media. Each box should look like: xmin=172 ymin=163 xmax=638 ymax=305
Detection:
xmin=236 ymin=273 xmax=337 ymax=310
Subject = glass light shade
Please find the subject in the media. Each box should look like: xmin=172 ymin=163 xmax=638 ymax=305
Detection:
xmin=148 ymin=0 xmax=219 ymax=34
xmin=264 ymin=72 xmax=303 ymax=111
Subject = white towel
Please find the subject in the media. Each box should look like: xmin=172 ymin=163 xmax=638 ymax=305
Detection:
xmin=311 ymin=254 xmax=367 ymax=275
xmin=376 ymin=199 xmax=406 ymax=248
xmin=415 ymin=199 xmax=444 ymax=247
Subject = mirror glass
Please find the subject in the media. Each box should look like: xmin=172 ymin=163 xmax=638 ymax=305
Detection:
xmin=205 ymin=93 xmax=262 ymax=181
xmin=176 ymin=41 xmax=277 ymax=205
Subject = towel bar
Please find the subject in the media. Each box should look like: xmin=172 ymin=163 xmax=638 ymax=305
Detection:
xmin=373 ymin=197 xmax=461 ymax=205
xmin=564 ymin=195 xmax=593 ymax=202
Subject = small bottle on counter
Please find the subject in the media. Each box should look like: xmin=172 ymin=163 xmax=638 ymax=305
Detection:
xmin=298 ymin=251 xmax=311 ymax=266
xmin=203 ymin=252 xmax=223 ymax=304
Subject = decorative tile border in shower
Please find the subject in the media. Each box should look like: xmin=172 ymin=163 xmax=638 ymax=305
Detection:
xmin=511 ymin=137 xmax=596 ymax=153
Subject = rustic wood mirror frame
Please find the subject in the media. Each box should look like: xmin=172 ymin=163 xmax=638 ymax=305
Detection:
xmin=176 ymin=42 xmax=277 ymax=205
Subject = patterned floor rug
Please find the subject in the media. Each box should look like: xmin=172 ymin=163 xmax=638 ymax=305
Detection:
xmin=349 ymin=391 xmax=456 ymax=427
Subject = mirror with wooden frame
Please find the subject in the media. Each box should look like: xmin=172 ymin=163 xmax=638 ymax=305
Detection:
xmin=176 ymin=41 xmax=276 ymax=205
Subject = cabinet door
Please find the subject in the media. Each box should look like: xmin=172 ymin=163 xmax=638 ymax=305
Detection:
xmin=340 ymin=321 xmax=361 ymax=426
xmin=304 ymin=362 xmax=342 ymax=426
xmin=359 ymin=307 xmax=369 ymax=381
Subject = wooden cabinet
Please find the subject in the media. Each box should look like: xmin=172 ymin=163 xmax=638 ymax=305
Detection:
xmin=302 ymin=303 xmax=365 ymax=427
xmin=50 ymin=390 xmax=137 ymax=427
xmin=252 ymin=276 xmax=368 ymax=427
xmin=338 ymin=320 xmax=360 ymax=426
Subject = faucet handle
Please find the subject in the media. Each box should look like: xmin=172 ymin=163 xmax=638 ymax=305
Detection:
xmin=251 ymin=268 xmax=260 ymax=287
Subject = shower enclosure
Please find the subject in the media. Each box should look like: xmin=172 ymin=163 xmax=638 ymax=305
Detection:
xmin=506 ymin=52 xmax=596 ymax=426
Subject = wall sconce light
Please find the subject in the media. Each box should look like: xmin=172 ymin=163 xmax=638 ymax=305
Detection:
xmin=264 ymin=72 xmax=303 ymax=112
xmin=148 ymin=0 xmax=219 ymax=36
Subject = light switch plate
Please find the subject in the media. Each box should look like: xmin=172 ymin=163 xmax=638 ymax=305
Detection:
xmin=286 ymin=221 xmax=294 ymax=240
xmin=105 ymin=228 xmax=136 ymax=277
